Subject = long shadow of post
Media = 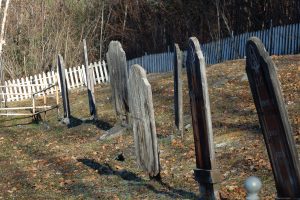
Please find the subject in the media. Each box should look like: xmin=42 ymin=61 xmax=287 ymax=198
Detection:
xmin=68 ymin=116 xmax=112 ymax=130
xmin=77 ymin=158 xmax=198 ymax=199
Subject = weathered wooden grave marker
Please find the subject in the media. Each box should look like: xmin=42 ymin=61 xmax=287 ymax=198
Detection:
xmin=174 ymin=43 xmax=183 ymax=137
xmin=128 ymin=64 xmax=160 ymax=178
xmin=106 ymin=41 xmax=129 ymax=123
xmin=83 ymin=39 xmax=97 ymax=120
xmin=246 ymin=37 xmax=300 ymax=199
xmin=186 ymin=37 xmax=220 ymax=199
xmin=57 ymin=54 xmax=70 ymax=125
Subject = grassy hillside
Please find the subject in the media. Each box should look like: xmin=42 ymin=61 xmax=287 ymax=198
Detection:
xmin=0 ymin=55 xmax=299 ymax=199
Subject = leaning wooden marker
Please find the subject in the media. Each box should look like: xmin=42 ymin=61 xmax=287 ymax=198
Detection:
xmin=106 ymin=41 xmax=129 ymax=123
xmin=186 ymin=37 xmax=220 ymax=199
xmin=174 ymin=43 xmax=183 ymax=137
xmin=83 ymin=39 xmax=97 ymax=120
xmin=57 ymin=54 xmax=71 ymax=125
xmin=246 ymin=37 xmax=300 ymax=199
xmin=128 ymin=64 xmax=160 ymax=178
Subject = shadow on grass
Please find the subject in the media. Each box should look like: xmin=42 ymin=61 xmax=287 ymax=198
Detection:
xmin=213 ymin=120 xmax=261 ymax=133
xmin=68 ymin=116 xmax=112 ymax=131
xmin=77 ymin=158 xmax=198 ymax=199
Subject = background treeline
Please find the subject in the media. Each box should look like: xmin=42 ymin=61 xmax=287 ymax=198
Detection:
xmin=3 ymin=0 xmax=300 ymax=79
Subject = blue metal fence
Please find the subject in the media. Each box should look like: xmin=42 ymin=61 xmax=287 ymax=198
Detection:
xmin=126 ymin=23 xmax=300 ymax=73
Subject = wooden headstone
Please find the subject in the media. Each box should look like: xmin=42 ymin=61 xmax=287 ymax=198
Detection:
xmin=246 ymin=37 xmax=300 ymax=199
xmin=57 ymin=54 xmax=70 ymax=125
xmin=186 ymin=37 xmax=220 ymax=199
xmin=106 ymin=41 xmax=129 ymax=122
xmin=174 ymin=43 xmax=183 ymax=137
xmin=128 ymin=64 xmax=160 ymax=177
xmin=83 ymin=39 xmax=97 ymax=120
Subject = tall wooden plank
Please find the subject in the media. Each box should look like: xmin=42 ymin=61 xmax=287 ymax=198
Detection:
xmin=128 ymin=64 xmax=160 ymax=178
xmin=57 ymin=54 xmax=71 ymax=125
xmin=83 ymin=39 xmax=97 ymax=120
xmin=186 ymin=37 xmax=220 ymax=199
xmin=246 ymin=37 xmax=300 ymax=199
xmin=106 ymin=41 xmax=129 ymax=122
xmin=174 ymin=44 xmax=183 ymax=137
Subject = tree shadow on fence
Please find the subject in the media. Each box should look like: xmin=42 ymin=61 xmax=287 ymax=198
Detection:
xmin=77 ymin=158 xmax=198 ymax=199
xmin=68 ymin=116 xmax=112 ymax=131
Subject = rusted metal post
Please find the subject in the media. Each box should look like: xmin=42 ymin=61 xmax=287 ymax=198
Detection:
xmin=186 ymin=37 xmax=220 ymax=200
xmin=246 ymin=37 xmax=300 ymax=199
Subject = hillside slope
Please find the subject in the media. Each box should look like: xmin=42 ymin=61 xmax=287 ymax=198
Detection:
xmin=0 ymin=55 xmax=299 ymax=199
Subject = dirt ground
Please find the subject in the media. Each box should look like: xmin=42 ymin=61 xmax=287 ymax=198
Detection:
xmin=0 ymin=54 xmax=299 ymax=199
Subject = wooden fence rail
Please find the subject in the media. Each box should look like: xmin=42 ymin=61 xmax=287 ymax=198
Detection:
xmin=2 ymin=60 xmax=109 ymax=102
xmin=127 ymin=23 xmax=300 ymax=73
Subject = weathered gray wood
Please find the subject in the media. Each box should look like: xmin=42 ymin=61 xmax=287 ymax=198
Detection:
xmin=174 ymin=43 xmax=183 ymax=137
xmin=83 ymin=39 xmax=97 ymax=120
xmin=128 ymin=64 xmax=160 ymax=177
xmin=57 ymin=54 xmax=70 ymax=125
xmin=186 ymin=37 xmax=220 ymax=200
xmin=106 ymin=41 xmax=129 ymax=122
xmin=246 ymin=37 xmax=300 ymax=199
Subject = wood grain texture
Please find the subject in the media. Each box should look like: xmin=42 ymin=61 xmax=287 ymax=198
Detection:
xmin=106 ymin=41 xmax=129 ymax=120
xmin=174 ymin=43 xmax=183 ymax=136
xmin=83 ymin=39 xmax=97 ymax=119
xmin=128 ymin=64 xmax=160 ymax=177
xmin=57 ymin=54 xmax=70 ymax=125
xmin=246 ymin=37 xmax=300 ymax=199
xmin=186 ymin=37 xmax=220 ymax=200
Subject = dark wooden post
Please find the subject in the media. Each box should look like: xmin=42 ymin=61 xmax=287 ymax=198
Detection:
xmin=128 ymin=64 xmax=160 ymax=178
xmin=186 ymin=37 xmax=220 ymax=200
xmin=174 ymin=43 xmax=183 ymax=137
xmin=246 ymin=37 xmax=300 ymax=199
xmin=83 ymin=39 xmax=97 ymax=120
xmin=57 ymin=54 xmax=70 ymax=125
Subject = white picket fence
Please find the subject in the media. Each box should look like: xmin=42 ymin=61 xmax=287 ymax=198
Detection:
xmin=2 ymin=60 xmax=109 ymax=102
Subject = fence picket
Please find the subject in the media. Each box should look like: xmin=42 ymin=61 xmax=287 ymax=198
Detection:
xmin=81 ymin=65 xmax=87 ymax=86
xmin=4 ymin=81 xmax=8 ymax=102
xmin=16 ymin=79 xmax=23 ymax=100
xmin=1 ymin=23 xmax=299 ymax=102
xmin=12 ymin=79 xmax=18 ymax=101
xmin=7 ymin=80 xmax=13 ymax=101
xmin=102 ymin=61 xmax=109 ymax=82
xmin=65 ymin=68 xmax=71 ymax=90
xmin=21 ymin=78 xmax=27 ymax=100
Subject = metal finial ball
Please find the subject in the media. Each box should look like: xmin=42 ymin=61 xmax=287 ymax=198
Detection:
xmin=244 ymin=176 xmax=262 ymax=200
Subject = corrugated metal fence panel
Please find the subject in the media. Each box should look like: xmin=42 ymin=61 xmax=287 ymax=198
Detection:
xmin=127 ymin=23 xmax=300 ymax=73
